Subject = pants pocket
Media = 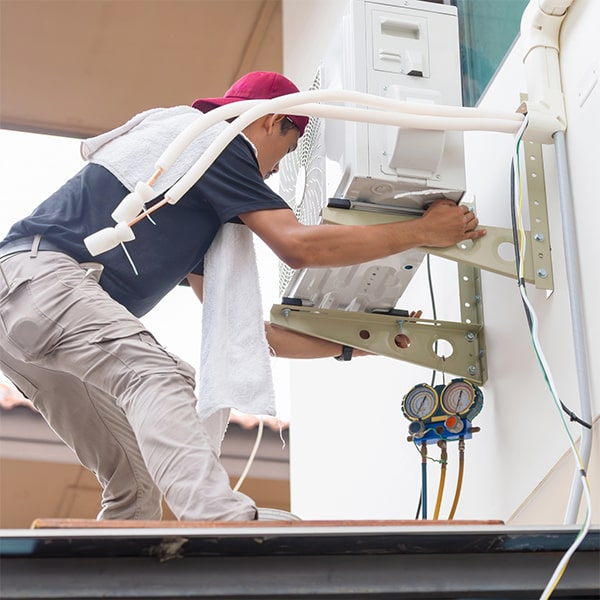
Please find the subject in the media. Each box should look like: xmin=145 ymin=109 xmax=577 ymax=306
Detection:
xmin=0 ymin=278 xmax=64 ymax=362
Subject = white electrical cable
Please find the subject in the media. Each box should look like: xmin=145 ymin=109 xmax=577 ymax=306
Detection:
xmin=232 ymin=418 xmax=264 ymax=492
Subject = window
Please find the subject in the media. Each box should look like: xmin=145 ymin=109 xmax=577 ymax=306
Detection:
xmin=453 ymin=0 xmax=529 ymax=106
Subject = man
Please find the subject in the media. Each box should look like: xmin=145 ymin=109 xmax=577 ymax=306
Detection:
xmin=0 ymin=71 xmax=484 ymax=522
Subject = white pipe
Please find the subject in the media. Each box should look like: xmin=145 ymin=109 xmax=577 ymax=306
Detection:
xmin=519 ymin=0 xmax=574 ymax=142
xmin=157 ymin=89 xmax=522 ymax=185
xmin=165 ymin=89 xmax=523 ymax=204
xmin=286 ymin=103 xmax=522 ymax=133
xmin=521 ymin=0 xmax=592 ymax=524
xmin=156 ymin=100 xmax=264 ymax=173
xmin=554 ymin=131 xmax=594 ymax=524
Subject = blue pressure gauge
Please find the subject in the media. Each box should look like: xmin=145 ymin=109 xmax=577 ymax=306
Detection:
xmin=402 ymin=384 xmax=438 ymax=421
xmin=402 ymin=379 xmax=483 ymax=444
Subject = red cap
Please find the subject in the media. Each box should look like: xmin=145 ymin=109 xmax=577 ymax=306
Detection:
xmin=192 ymin=71 xmax=308 ymax=136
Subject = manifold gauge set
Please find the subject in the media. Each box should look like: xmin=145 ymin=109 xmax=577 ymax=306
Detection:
xmin=401 ymin=378 xmax=483 ymax=444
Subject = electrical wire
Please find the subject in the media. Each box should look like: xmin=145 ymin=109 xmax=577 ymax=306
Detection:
xmin=426 ymin=254 xmax=439 ymax=387
xmin=232 ymin=418 xmax=264 ymax=492
xmin=510 ymin=115 xmax=592 ymax=599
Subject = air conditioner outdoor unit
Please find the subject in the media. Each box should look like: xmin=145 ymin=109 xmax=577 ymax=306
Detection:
xmin=278 ymin=0 xmax=465 ymax=311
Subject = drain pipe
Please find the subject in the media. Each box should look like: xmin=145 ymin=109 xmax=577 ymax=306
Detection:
xmin=520 ymin=0 xmax=593 ymax=524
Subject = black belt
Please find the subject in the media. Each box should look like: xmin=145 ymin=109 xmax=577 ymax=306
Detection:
xmin=0 ymin=236 xmax=65 ymax=261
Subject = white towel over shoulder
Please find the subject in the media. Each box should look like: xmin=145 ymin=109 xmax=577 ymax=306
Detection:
xmin=81 ymin=106 xmax=227 ymax=195
xmin=198 ymin=223 xmax=276 ymax=421
xmin=81 ymin=107 xmax=275 ymax=422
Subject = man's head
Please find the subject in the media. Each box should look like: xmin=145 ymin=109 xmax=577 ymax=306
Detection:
xmin=192 ymin=71 xmax=308 ymax=136
xmin=192 ymin=71 xmax=307 ymax=179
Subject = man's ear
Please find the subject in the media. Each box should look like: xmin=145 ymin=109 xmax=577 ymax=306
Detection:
xmin=264 ymin=113 xmax=287 ymax=134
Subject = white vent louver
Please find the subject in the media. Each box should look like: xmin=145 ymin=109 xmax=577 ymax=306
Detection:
xmin=278 ymin=69 xmax=325 ymax=295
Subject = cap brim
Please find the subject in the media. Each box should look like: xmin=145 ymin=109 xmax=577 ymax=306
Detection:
xmin=191 ymin=96 xmax=242 ymax=112
xmin=192 ymin=96 xmax=307 ymax=137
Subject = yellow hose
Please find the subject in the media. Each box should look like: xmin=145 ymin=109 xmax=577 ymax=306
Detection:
xmin=448 ymin=438 xmax=465 ymax=520
xmin=433 ymin=441 xmax=447 ymax=520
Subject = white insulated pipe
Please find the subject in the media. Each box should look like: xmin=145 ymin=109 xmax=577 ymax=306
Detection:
xmin=84 ymin=90 xmax=523 ymax=257
xmin=163 ymin=89 xmax=523 ymax=205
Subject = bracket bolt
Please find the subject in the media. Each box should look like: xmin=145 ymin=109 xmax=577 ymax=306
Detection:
xmin=534 ymin=233 xmax=545 ymax=242
xmin=467 ymin=365 xmax=477 ymax=376
xmin=465 ymin=332 xmax=476 ymax=342
xmin=282 ymin=308 xmax=291 ymax=318
xmin=537 ymin=268 xmax=548 ymax=278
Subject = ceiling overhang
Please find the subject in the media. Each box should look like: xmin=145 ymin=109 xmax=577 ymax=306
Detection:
xmin=0 ymin=0 xmax=283 ymax=138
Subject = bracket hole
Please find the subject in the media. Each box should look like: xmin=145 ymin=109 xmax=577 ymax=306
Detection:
xmin=497 ymin=241 xmax=515 ymax=263
xmin=359 ymin=329 xmax=370 ymax=340
xmin=433 ymin=338 xmax=454 ymax=359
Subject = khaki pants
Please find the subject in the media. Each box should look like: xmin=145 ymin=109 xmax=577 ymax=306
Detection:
xmin=0 ymin=250 xmax=256 ymax=521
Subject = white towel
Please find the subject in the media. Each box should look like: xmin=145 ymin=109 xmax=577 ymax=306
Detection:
xmin=81 ymin=108 xmax=275 ymax=422
xmin=197 ymin=223 xmax=276 ymax=421
xmin=81 ymin=106 xmax=227 ymax=195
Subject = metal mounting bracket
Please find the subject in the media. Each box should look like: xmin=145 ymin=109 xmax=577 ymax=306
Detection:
xmin=270 ymin=304 xmax=487 ymax=384
xmin=272 ymin=145 xmax=551 ymax=384
xmin=322 ymin=204 xmax=549 ymax=288
xmin=321 ymin=138 xmax=552 ymax=289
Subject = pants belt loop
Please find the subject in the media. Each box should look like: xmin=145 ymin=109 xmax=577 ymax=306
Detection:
xmin=30 ymin=234 xmax=42 ymax=258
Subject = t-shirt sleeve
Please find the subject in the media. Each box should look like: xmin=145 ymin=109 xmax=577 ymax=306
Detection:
xmin=199 ymin=135 xmax=291 ymax=223
xmin=186 ymin=135 xmax=292 ymax=278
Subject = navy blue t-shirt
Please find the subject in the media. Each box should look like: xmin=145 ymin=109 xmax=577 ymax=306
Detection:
xmin=1 ymin=134 xmax=290 ymax=316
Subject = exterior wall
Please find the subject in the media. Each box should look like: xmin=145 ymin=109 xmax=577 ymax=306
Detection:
xmin=283 ymin=0 xmax=598 ymax=523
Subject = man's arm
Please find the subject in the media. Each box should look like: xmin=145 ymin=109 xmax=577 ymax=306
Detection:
xmin=188 ymin=273 xmax=205 ymax=302
xmin=266 ymin=322 xmax=356 ymax=359
xmin=186 ymin=273 xmax=368 ymax=359
xmin=239 ymin=199 xmax=485 ymax=270
xmin=189 ymin=274 xmax=415 ymax=358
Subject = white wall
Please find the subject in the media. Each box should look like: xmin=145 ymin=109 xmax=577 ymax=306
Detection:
xmin=282 ymin=0 xmax=599 ymax=523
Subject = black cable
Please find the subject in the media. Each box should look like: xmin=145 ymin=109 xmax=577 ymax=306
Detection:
xmin=426 ymin=253 xmax=438 ymax=386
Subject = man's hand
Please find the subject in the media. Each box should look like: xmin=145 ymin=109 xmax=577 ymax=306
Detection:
xmin=419 ymin=200 xmax=486 ymax=248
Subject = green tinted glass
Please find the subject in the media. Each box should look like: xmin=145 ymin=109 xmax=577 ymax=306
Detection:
xmin=454 ymin=0 xmax=529 ymax=106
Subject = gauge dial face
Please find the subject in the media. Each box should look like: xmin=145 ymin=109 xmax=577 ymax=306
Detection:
xmin=441 ymin=380 xmax=475 ymax=415
xmin=402 ymin=384 xmax=438 ymax=421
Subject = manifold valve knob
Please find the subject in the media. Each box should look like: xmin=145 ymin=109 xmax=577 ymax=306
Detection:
xmin=84 ymin=222 xmax=136 ymax=256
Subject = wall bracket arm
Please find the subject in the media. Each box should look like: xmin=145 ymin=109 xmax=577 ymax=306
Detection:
xmin=270 ymin=304 xmax=487 ymax=385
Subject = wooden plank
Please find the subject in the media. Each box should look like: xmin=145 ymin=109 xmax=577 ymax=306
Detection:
xmin=31 ymin=517 xmax=504 ymax=529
